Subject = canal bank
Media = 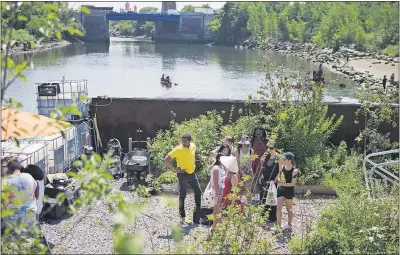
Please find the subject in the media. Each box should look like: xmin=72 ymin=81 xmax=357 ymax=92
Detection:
xmin=90 ymin=96 xmax=399 ymax=152
xmin=237 ymin=40 xmax=399 ymax=90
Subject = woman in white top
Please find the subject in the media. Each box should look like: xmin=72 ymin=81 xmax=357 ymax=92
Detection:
xmin=234 ymin=136 xmax=254 ymax=204
xmin=211 ymin=153 xmax=226 ymax=229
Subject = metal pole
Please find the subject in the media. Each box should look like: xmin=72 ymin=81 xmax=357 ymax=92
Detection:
xmin=363 ymin=113 xmax=367 ymax=159
xmin=128 ymin=137 xmax=132 ymax=153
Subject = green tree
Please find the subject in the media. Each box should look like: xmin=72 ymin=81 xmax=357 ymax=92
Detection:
xmin=208 ymin=2 xmax=250 ymax=45
xmin=180 ymin=5 xmax=195 ymax=12
xmin=140 ymin=22 xmax=155 ymax=36
xmin=209 ymin=1 xmax=399 ymax=53
xmin=246 ymin=3 xmax=268 ymax=39
xmin=138 ymin=7 xmax=158 ymax=13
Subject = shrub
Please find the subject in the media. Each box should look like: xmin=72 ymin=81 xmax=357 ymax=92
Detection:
xmin=136 ymin=184 xmax=150 ymax=197
xmin=1 ymin=29 xmax=34 ymax=44
xmin=380 ymin=44 xmax=399 ymax=57
xmin=290 ymin=154 xmax=399 ymax=254
xmin=299 ymin=141 xmax=348 ymax=185
xmin=256 ymin=78 xmax=343 ymax=177
xmin=148 ymin=111 xmax=223 ymax=182
xmin=157 ymin=171 xmax=178 ymax=185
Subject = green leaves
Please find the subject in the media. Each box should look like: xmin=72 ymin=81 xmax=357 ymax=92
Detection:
xmin=171 ymin=225 xmax=184 ymax=242
xmin=114 ymin=235 xmax=143 ymax=254
xmin=66 ymin=27 xmax=83 ymax=36
xmin=80 ymin=6 xmax=90 ymax=14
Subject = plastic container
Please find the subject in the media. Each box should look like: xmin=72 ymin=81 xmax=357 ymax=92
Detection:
xmin=23 ymin=126 xmax=76 ymax=174
xmin=76 ymin=121 xmax=92 ymax=156
xmin=65 ymin=126 xmax=78 ymax=166
xmin=1 ymin=141 xmax=49 ymax=175
xmin=36 ymin=79 xmax=89 ymax=120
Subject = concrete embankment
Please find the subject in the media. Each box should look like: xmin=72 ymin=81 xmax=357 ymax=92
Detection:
xmin=90 ymin=97 xmax=399 ymax=151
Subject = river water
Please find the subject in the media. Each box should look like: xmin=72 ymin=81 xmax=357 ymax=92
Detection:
xmin=8 ymin=37 xmax=358 ymax=113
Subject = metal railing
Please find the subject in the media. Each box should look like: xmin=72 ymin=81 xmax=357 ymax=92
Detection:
xmin=363 ymin=149 xmax=400 ymax=198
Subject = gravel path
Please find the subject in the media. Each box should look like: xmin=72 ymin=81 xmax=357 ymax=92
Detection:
xmin=41 ymin=179 xmax=334 ymax=254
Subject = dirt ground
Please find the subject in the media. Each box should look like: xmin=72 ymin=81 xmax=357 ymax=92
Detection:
xmin=348 ymin=58 xmax=399 ymax=81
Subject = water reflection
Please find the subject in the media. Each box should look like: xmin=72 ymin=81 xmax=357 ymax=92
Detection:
xmin=7 ymin=37 xmax=360 ymax=114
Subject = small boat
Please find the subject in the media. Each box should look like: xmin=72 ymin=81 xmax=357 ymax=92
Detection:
xmin=161 ymin=80 xmax=172 ymax=86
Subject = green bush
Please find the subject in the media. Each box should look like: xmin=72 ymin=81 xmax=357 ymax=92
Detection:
xmin=299 ymin=141 xmax=348 ymax=185
xmin=1 ymin=29 xmax=34 ymax=44
xmin=157 ymin=171 xmax=178 ymax=185
xmin=380 ymin=44 xmax=399 ymax=57
xmin=256 ymin=79 xmax=343 ymax=180
xmin=148 ymin=111 xmax=223 ymax=182
xmin=290 ymin=155 xmax=399 ymax=254
xmin=274 ymin=86 xmax=343 ymax=169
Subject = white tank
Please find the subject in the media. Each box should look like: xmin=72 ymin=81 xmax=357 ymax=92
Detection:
xmin=1 ymin=141 xmax=49 ymax=175
xmin=23 ymin=126 xmax=76 ymax=174
xmin=1 ymin=142 xmax=48 ymax=215
xmin=36 ymin=79 xmax=89 ymax=120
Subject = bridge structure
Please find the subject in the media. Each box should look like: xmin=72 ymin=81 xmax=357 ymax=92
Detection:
xmin=79 ymin=2 xmax=214 ymax=43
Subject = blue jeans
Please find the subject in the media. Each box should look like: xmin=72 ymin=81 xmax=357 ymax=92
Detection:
xmin=177 ymin=172 xmax=202 ymax=219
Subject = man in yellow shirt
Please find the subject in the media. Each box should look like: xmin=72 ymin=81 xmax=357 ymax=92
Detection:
xmin=164 ymin=133 xmax=202 ymax=224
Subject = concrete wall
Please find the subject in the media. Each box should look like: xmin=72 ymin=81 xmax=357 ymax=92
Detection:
xmin=81 ymin=9 xmax=110 ymax=43
xmin=179 ymin=12 xmax=204 ymax=40
xmin=155 ymin=12 xmax=214 ymax=43
xmin=90 ymin=98 xmax=399 ymax=152
xmin=161 ymin=2 xmax=176 ymax=12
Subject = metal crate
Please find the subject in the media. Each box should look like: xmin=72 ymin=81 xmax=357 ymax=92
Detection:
xmin=76 ymin=121 xmax=92 ymax=156
xmin=65 ymin=126 xmax=78 ymax=166
xmin=36 ymin=79 xmax=89 ymax=120
xmin=2 ymin=141 xmax=49 ymax=176
xmin=23 ymin=127 xmax=75 ymax=174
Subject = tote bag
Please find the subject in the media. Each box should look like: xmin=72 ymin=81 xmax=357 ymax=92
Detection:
xmin=265 ymin=182 xmax=277 ymax=206
xmin=202 ymin=179 xmax=217 ymax=209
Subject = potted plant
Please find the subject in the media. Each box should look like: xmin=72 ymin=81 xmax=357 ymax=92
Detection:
xmin=157 ymin=171 xmax=179 ymax=193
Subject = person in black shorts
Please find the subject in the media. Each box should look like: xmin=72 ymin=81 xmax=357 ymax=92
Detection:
xmin=274 ymin=152 xmax=299 ymax=233
xmin=260 ymin=141 xmax=280 ymax=224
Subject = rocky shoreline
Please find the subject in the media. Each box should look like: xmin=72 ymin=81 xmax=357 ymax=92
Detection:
xmin=4 ymin=40 xmax=73 ymax=56
xmin=240 ymin=40 xmax=399 ymax=91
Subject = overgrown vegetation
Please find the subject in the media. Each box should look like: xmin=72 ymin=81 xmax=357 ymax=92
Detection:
xmin=289 ymin=153 xmax=399 ymax=254
xmin=149 ymin=78 xmax=348 ymax=185
xmin=1 ymin=2 xmax=399 ymax=254
xmin=148 ymin=111 xmax=223 ymax=182
xmin=1 ymin=2 xmax=85 ymax=46
xmin=157 ymin=171 xmax=178 ymax=185
xmin=209 ymin=2 xmax=399 ymax=55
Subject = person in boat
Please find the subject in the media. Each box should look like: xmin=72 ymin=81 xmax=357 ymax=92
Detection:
xmin=161 ymin=74 xmax=165 ymax=82
xmin=165 ymin=76 xmax=171 ymax=84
